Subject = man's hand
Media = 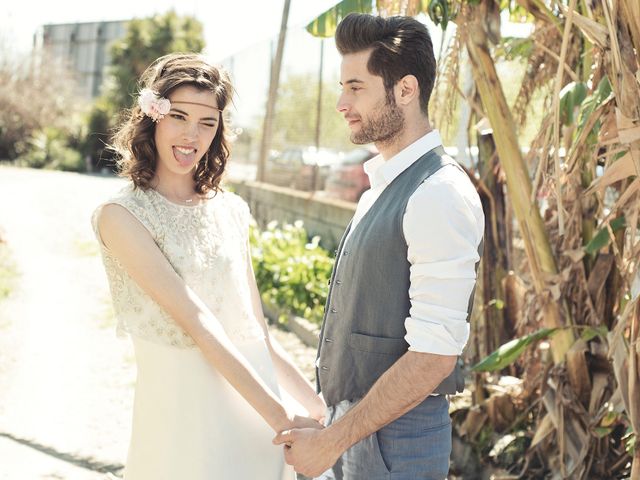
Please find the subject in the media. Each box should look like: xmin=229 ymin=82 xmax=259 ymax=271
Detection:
xmin=273 ymin=427 xmax=342 ymax=477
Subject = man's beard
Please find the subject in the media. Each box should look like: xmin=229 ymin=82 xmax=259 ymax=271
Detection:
xmin=351 ymin=90 xmax=405 ymax=145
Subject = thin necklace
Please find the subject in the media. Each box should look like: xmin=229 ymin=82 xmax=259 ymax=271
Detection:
xmin=154 ymin=187 xmax=198 ymax=205
xmin=177 ymin=192 xmax=197 ymax=204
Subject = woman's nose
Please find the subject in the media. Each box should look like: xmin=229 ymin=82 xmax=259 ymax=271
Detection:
xmin=182 ymin=121 xmax=199 ymax=140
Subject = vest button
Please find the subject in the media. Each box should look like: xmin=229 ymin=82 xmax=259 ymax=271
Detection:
xmin=331 ymin=307 xmax=337 ymax=313
xmin=335 ymin=280 xmax=342 ymax=285
xmin=325 ymin=338 xmax=333 ymax=343
xmin=343 ymin=250 xmax=349 ymax=256
xmin=321 ymin=366 xmax=330 ymax=371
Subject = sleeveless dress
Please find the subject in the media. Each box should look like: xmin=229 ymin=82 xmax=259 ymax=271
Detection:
xmin=92 ymin=184 xmax=291 ymax=480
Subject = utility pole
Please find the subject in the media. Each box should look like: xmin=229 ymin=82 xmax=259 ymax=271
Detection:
xmin=256 ymin=0 xmax=291 ymax=182
xmin=312 ymin=39 xmax=325 ymax=191
xmin=314 ymin=39 xmax=324 ymax=149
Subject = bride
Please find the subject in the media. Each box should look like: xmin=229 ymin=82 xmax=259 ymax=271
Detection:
xmin=92 ymin=53 xmax=325 ymax=479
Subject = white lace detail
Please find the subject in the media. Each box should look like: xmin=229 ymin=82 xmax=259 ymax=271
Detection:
xmin=92 ymin=184 xmax=264 ymax=349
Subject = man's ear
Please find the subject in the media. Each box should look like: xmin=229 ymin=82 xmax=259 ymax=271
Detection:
xmin=394 ymin=75 xmax=420 ymax=106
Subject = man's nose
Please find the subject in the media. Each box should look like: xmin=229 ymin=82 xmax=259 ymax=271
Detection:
xmin=336 ymin=92 xmax=349 ymax=113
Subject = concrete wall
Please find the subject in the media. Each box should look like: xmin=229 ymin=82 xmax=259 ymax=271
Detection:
xmin=230 ymin=180 xmax=355 ymax=250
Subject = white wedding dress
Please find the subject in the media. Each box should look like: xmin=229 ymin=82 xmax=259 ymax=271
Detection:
xmin=93 ymin=184 xmax=292 ymax=479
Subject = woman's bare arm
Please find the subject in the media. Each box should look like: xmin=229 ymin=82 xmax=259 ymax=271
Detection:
xmin=97 ymin=203 xmax=295 ymax=433
xmin=245 ymin=248 xmax=326 ymax=422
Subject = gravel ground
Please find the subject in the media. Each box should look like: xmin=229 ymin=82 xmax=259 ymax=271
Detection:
xmin=0 ymin=166 xmax=318 ymax=479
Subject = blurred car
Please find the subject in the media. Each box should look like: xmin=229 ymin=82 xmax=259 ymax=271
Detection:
xmin=263 ymin=146 xmax=341 ymax=191
xmin=324 ymin=146 xmax=378 ymax=202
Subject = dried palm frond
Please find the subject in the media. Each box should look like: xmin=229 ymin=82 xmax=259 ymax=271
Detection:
xmin=431 ymin=27 xmax=465 ymax=139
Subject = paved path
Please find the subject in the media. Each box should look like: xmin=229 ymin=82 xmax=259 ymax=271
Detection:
xmin=0 ymin=166 xmax=317 ymax=479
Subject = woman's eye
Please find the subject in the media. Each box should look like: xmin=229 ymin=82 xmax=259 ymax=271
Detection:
xmin=170 ymin=114 xmax=185 ymax=120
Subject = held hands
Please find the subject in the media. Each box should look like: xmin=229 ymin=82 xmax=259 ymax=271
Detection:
xmin=273 ymin=425 xmax=342 ymax=477
xmin=272 ymin=396 xmax=334 ymax=476
xmin=290 ymin=414 xmax=324 ymax=430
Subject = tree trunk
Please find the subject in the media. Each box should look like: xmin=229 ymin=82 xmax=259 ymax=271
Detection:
xmin=462 ymin=5 xmax=575 ymax=363
xmin=257 ymin=0 xmax=291 ymax=182
xmin=632 ymin=447 xmax=640 ymax=480
xmin=473 ymin=130 xmax=513 ymax=359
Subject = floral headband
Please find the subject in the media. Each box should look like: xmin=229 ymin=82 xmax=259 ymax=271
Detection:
xmin=138 ymin=88 xmax=171 ymax=122
xmin=137 ymin=88 xmax=222 ymax=122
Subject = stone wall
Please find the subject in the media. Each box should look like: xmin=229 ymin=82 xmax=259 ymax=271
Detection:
xmin=230 ymin=180 xmax=355 ymax=250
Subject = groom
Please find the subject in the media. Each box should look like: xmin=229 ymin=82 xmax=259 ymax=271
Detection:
xmin=274 ymin=13 xmax=484 ymax=479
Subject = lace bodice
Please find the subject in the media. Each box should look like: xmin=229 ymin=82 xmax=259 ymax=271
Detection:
xmin=92 ymin=184 xmax=264 ymax=348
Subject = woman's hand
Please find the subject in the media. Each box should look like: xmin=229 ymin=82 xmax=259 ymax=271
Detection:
xmin=276 ymin=412 xmax=324 ymax=434
xmin=306 ymin=394 xmax=327 ymax=424
xmin=290 ymin=414 xmax=324 ymax=430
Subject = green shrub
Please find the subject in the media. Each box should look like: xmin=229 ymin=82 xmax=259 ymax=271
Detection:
xmin=82 ymin=99 xmax=117 ymax=172
xmin=17 ymin=132 xmax=49 ymax=169
xmin=250 ymin=220 xmax=334 ymax=325
xmin=48 ymin=142 xmax=84 ymax=172
xmin=18 ymin=127 xmax=85 ymax=172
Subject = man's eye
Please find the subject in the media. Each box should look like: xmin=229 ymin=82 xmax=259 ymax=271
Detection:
xmin=201 ymin=123 xmax=217 ymax=128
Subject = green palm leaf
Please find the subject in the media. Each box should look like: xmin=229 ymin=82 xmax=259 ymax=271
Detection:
xmin=306 ymin=0 xmax=373 ymax=38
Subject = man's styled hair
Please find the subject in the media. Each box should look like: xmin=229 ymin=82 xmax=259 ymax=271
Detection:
xmin=335 ymin=13 xmax=436 ymax=115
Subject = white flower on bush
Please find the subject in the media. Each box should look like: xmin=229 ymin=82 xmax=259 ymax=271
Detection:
xmin=138 ymin=88 xmax=171 ymax=122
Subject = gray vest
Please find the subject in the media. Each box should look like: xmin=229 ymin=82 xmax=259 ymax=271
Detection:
xmin=316 ymin=146 xmax=482 ymax=407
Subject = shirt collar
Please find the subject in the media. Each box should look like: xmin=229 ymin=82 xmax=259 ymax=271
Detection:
xmin=363 ymin=130 xmax=443 ymax=188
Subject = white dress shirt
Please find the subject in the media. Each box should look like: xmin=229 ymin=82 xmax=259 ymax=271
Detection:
xmin=341 ymin=130 xmax=484 ymax=355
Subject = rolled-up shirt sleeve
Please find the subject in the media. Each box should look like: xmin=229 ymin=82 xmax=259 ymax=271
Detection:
xmin=403 ymin=165 xmax=484 ymax=355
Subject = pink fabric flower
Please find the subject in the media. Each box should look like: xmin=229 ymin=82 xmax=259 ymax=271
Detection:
xmin=138 ymin=88 xmax=171 ymax=122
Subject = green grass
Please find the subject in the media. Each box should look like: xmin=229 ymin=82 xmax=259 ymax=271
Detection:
xmin=75 ymin=237 xmax=100 ymax=257
xmin=0 ymin=240 xmax=17 ymax=301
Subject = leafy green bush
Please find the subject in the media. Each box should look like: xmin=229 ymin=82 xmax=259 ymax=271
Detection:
xmin=48 ymin=143 xmax=85 ymax=172
xmin=17 ymin=127 xmax=85 ymax=172
xmin=250 ymin=220 xmax=334 ymax=325
xmin=106 ymin=11 xmax=205 ymax=112
xmin=17 ymin=132 xmax=50 ymax=169
xmin=82 ymin=99 xmax=116 ymax=172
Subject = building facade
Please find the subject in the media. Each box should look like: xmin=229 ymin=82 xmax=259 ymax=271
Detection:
xmin=35 ymin=20 xmax=128 ymax=99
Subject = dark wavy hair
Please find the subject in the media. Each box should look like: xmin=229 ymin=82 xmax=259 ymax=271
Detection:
xmin=335 ymin=13 xmax=436 ymax=115
xmin=112 ymin=53 xmax=234 ymax=195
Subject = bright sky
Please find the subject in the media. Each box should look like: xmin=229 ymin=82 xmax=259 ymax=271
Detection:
xmin=1 ymin=2 xmax=528 ymax=130
xmin=1 ymin=0 xmax=340 ymax=61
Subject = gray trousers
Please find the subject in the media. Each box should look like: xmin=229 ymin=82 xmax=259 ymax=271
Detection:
xmin=317 ymin=395 xmax=451 ymax=480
